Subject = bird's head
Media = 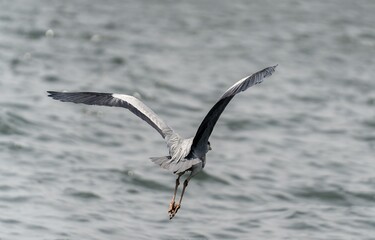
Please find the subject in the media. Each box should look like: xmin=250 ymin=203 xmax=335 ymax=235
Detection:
xmin=207 ymin=141 xmax=212 ymax=151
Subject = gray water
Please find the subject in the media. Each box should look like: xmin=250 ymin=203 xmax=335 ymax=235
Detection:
xmin=1 ymin=0 xmax=375 ymax=239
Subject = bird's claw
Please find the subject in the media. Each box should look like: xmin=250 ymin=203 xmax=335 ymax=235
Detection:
xmin=168 ymin=201 xmax=175 ymax=214
xmin=168 ymin=202 xmax=181 ymax=219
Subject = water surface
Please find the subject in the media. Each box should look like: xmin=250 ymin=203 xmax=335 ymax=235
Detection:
xmin=1 ymin=0 xmax=375 ymax=239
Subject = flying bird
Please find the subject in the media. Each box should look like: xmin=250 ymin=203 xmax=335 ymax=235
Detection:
xmin=47 ymin=65 xmax=277 ymax=219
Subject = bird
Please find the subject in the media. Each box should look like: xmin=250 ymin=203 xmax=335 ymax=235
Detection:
xmin=47 ymin=65 xmax=277 ymax=219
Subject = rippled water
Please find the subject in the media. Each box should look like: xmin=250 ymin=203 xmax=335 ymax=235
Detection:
xmin=1 ymin=0 xmax=375 ymax=239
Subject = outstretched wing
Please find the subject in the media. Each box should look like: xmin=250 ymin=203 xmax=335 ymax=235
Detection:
xmin=47 ymin=91 xmax=176 ymax=140
xmin=187 ymin=65 xmax=277 ymax=158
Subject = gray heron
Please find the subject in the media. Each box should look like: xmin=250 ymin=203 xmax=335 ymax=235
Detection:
xmin=47 ymin=65 xmax=277 ymax=219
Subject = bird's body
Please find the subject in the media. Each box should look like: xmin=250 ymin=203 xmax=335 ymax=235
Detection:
xmin=151 ymin=137 xmax=202 ymax=174
xmin=48 ymin=65 xmax=277 ymax=219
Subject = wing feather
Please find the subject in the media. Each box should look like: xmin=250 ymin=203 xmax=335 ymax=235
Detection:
xmin=187 ymin=65 xmax=277 ymax=158
xmin=47 ymin=91 xmax=175 ymax=140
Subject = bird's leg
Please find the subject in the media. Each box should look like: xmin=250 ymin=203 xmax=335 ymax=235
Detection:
xmin=174 ymin=179 xmax=189 ymax=212
xmin=168 ymin=176 xmax=180 ymax=217
xmin=170 ymin=175 xmax=191 ymax=219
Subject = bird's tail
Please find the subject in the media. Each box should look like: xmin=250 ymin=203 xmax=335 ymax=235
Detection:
xmin=150 ymin=156 xmax=201 ymax=174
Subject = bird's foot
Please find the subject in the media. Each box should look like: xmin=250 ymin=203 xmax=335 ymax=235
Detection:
xmin=168 ymin=203 xmax=181 ymax=220
xmin=168 ymin=201 xmax=175 ymax=215
xmin=174 ymin=203 xmax=180 ymax=213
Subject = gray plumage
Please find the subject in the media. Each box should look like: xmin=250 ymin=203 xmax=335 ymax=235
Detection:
xmin=47 ymin=65 xmax=277 ymax=176
xmin=187 ymin=65 xmax=277 ymax=159
xmin=48 ymin=65 xmax=277 ymax=219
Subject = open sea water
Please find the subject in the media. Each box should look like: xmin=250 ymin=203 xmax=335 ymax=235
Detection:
xmin=1 ymin=0 xmax=375 ymax=239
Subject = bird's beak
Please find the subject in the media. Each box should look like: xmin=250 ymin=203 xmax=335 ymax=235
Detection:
xmin=209 ymin=146 xmax=212 ymax=151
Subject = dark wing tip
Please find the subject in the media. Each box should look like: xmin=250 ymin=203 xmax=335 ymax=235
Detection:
xmin=221 ymin=64 xmax=278 ymax=99
xmin=263 ymin=64 xmax=278 ymax=77
xmin=272 ymin=64 xmax=278 ymax=70
xmin=47 ymin=91 xmax=60 ymax=99
xmin=47 ymin=91 xmax=58 ymax=96
xmin=47 ymin=91 xmax=115 ymax=106
xmin=47 ymin=91 xmax=69 ymax=102
xmin=253 ymin=64 xmax=278 ymax=84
